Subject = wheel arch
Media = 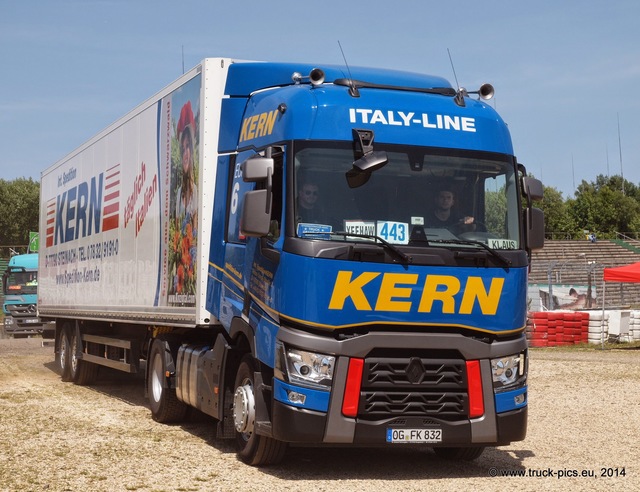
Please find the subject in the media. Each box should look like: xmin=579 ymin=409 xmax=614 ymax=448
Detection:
xmin=224 ymin=317 xmax=255 ymax=396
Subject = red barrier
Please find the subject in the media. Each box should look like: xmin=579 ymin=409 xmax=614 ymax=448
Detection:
xmin=527 ymin=311 xmax=591 ymax=346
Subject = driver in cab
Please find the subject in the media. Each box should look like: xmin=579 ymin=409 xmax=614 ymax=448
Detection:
xmin=425 ymin=187 xmax=475 ymax=231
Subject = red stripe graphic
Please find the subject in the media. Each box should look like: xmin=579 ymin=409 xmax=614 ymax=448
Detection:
xmin=102 ymin=164 xmax=121 ymax=232
xmin=103 ymin=203 xmax=119 ymax=215
xmin=102 ymin=215 xmax=119 ymax=231
xmin=45 ymin=198 xmax=56 ymax=247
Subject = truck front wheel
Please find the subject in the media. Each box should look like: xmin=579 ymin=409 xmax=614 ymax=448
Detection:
xmin=233 ymin=355 xmax=287 ymax=466
xmin=147 ymin=339 xmax=187 ymax=423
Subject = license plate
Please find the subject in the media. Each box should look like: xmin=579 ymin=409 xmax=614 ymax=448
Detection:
xmin=386 ymin=428 xmax=442 ymax=443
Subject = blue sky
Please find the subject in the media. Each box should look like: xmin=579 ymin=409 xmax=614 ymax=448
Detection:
xmin=1 ymin=0 xmax=639 ymax=198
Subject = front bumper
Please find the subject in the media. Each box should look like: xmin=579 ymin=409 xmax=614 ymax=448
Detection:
xmin=270 ymin=327 xmax=528 ymax=447
xmin=272 ymin=397 xmax=527 ymax=446
xmin=3 ymin=316 xmax=54 ymax=337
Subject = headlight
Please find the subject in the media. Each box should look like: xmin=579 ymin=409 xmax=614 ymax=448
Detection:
xmin=275 ymin=341 xmax=335 ymax=391
xmin=491 ymin=352 xmax=527 ymax=390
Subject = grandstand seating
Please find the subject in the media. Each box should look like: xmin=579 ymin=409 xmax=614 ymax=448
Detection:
xmin=529 ymin=240 xmax=640 ymax=308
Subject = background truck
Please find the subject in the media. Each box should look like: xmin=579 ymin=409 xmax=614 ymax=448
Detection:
xmin=2 ymin=253 xmax=53 ymax=338
xmin=39 ymin=57 xmax=544 ymax=466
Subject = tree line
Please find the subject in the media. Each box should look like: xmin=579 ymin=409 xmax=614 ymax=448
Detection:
xmin=0 ymin=174 xmax=638 ymax=247
xmin=541 ymin=174 xmax=640 ymax=240
xmin=0 ymin=178 xmax=40 ymax=248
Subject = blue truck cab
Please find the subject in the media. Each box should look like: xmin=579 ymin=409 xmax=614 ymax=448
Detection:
xmin=204 ymin=61 xmax=544 ymax=464
xmin=2 ymin=253 xmax=51 ymax=337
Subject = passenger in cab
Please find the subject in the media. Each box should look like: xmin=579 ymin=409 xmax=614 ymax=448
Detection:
xmin=296 ymin=177 xmax=324 ymax=224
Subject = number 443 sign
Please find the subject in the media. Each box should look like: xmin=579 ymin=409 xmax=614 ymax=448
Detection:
xmin=377 ymin=221 xmax=408 ymax=244
xmin=343 ymin=220 xmax=409 ymax=245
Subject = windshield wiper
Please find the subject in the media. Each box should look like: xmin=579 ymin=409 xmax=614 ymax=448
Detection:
xmin=429 ymin=239 xmax=511 ymax=267
xmin=331 ymin=232 xmax=412 ymax=264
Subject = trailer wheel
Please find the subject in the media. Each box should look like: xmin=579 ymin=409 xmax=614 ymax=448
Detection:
xmin=69 ymin=330 xmax=98 ymax=386
xmin=433 ymin=446 xmax=485 ymax=461
xmin=147 ymin=339 xmax=187 ymax=423
xmin=233 ymin=355 xmax=287 ymax=466
xmin=56 ymin=326 xmax=72 ymax=382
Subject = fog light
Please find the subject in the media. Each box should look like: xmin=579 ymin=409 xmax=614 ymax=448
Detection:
xmin=287 ymin=390 xmax=306 ymax=405
xmin=514 ymin=393 xmax=526 ymax=405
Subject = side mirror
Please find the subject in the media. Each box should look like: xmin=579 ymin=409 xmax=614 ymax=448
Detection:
xmin=522 ymin=176 xmax=543 ymax=202
xmin=242 ymin=156 xmax=273 ymax=182
xmin=241 ymin=190 xmax=271 ymax=236
xmin=525 ymin=207 xmax=545 ymax=251
xmin=239 ymin=155 xmax=274 ymax=237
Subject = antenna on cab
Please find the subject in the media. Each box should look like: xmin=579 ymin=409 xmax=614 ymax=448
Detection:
xmin=447 ymin=48 xmax=494 ymax=107
xmin=338 ymin=41 xmax=359 ymax=97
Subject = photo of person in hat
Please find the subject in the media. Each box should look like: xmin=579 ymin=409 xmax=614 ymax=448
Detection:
xmin=168 ymin=95 xmax=199 ymax=301
xmin=176 ymin=100 xmax=198 ymax=223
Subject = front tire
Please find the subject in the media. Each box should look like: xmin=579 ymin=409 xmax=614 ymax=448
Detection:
xmin=233 ymin=355 xmax=287 ymax=466
xmin=147 ymin=339 xmax=187 ymax=423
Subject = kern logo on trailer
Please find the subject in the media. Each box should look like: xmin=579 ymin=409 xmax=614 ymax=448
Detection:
xmin=45 ymin=164 xmax=121 ymax=248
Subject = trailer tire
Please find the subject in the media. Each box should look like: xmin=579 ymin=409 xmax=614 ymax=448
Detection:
xmin=433 ymin=446 xmax=485 ymax=461
xmin=148 ymin=339 xmax=187 ymax=423
xmin=69 ymin=330 xmax=98 ymax=386
xmin=233 ymin=355 xmax=287 ymax=466
xmin=57 ymin=326 xmax=72 ymax=382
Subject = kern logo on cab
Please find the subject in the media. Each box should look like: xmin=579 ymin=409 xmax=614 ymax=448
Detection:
xmin=349 ymin=109 xmax=476 ymax=133
xmin=328 ymin=271 xmax=504 ymax=315
xmin=239 ymin=109 xmax=279 ymax=143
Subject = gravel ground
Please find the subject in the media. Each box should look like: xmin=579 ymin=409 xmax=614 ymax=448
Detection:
xmin=0 ymin=338 xmax=639 ymax=492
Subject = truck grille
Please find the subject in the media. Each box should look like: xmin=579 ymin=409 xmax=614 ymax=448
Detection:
xmin=7 ymin=304 xmax=36 ymax=317
xmin=359 ymin=357 xmax=468 ymax=420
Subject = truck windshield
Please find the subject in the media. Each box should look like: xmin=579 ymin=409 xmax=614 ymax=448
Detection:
xmin=3 ymin=270 xmax=38 ymax=295
xmin=293 ymin=142 xmax=520 ymax=250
